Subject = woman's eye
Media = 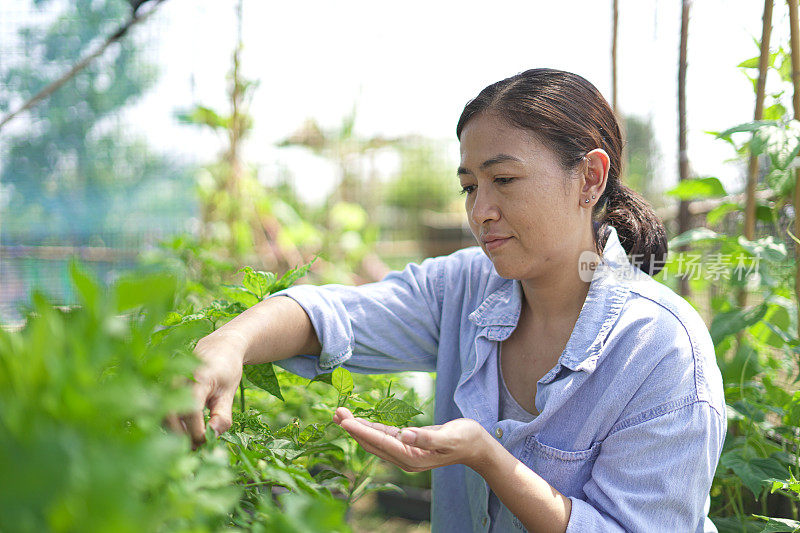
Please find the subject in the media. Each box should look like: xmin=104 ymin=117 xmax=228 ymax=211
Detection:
xmin=459 ymin=185 xmax=476 ymax=195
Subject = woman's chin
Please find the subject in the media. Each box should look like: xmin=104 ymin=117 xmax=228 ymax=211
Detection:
xmin=485 ymin=257 xmax=526 ymax=280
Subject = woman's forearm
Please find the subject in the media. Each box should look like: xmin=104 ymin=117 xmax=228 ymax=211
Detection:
xmin=213 ymin=295 xmax=322 ymax=365
xmin=472 ymin=433 xmax=572 ymax=533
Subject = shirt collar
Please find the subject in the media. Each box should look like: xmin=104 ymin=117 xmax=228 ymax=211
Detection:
xmin=468 ymin=225 xmax=632 ymax=373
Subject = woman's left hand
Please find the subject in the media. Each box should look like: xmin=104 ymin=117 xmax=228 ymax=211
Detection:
xmin=333 ymin=407 xmax=490 ymax=472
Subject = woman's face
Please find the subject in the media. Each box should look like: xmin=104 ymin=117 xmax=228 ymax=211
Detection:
xmin=458 ymin=112 xmax=592 ymax=281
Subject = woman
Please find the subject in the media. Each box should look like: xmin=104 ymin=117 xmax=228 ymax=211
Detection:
xmin=186 ymin=69 xmax=726 ymax=532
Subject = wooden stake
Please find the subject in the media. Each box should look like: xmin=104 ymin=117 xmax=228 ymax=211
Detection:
xmin=678 ymin=0 xmax=692 ymax=296
xmin=788 ymin=0 xmax=800 ymax=337
xmin=612 ymin=0 xmax=619 ymax=114
xmin=739 ymin=0 xmax=774 ymax=310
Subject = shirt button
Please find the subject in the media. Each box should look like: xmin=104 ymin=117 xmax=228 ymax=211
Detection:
xmin=494 ymin=427 xmax=503 ymax=439
xmin=482 ymin=517 xmax=488 ymax=527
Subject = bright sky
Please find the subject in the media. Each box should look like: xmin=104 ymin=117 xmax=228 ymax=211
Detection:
xmin=4 ymin=0 xmax=792 ymax=205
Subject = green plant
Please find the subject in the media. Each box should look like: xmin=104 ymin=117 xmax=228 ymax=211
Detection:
xmin=664 ymin=50 xmax=800 ymax=530
xmin=0 ymin=261 xmax=238 ymax=532
xmin=0 ymin=255 xmax=426 ymax=532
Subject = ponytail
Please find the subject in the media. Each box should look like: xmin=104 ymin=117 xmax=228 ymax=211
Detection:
xmin=595 ymin=184 xmax=668 ymax=277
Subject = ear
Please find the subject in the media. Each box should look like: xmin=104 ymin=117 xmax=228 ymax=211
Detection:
xmin=581 ymin=148 xmax=610 ymax=208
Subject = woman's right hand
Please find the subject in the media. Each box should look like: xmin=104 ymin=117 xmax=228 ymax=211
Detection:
xmin=167 ymin=329 xmax=249 ymax=449
xmin=163 ymin=296 xmax=320 ymax=449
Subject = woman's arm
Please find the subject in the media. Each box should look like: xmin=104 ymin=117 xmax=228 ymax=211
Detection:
xmin=182 ymin=253 xmax=448 ymax=447
xmin=334 ymin=407 xmax=571 ymax=533
xmin=476 ymin=434 xmax=572 ymax=532
xmin=181 ymin=296 xmax=321 ymax=447
xmin=216 ymin=294 xmax=322 ymax=365
xmin=335 ymin=399 xmax=724 ymax=532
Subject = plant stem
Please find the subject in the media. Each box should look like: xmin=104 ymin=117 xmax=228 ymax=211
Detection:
xmin=726 ymin=484 xmax=742 ymax=519
xmin=347 ymin=455 xmax=377 ymax=505
xmin=239 ymin=380 xmax=246 ymax=412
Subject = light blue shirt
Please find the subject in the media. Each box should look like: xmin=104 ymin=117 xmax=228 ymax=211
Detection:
xmin=273 ymin=225 xmax=726 ymax=532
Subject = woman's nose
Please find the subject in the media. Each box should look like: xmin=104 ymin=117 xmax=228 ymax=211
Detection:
xmin=469 ymin=188 xmax=500 ymax=225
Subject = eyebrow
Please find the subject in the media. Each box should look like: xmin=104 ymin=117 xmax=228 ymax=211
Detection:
xmin=457 ymin=154 xmax=523 ymax=176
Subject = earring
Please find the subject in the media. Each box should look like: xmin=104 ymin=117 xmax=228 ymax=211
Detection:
xmin=584 ymin=199 xmax=590 ymax=203
xmin=591 ymin=195 xmax=595 ymax=199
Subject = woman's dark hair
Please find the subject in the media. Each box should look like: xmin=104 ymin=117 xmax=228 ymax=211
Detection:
xmin=456 ymin=68 xmax=667 ymax=277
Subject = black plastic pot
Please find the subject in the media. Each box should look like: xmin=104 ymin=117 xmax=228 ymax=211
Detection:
xmin=375 ymin=485 xmax=432 ymax=522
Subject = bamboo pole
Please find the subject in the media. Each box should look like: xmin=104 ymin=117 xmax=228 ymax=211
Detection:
xmin=612 ymin=0 xmax=619 ymax=114
xmin=739 ymin=0 xmax=774 ymax=310
xmin=677 ymin=0 xmax=692 ymax=296
xmin=787 ymin=0 xmax=800 ymax=338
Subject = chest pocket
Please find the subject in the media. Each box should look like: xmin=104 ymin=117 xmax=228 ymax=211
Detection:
xmin=520 ymin=435 xmax=602 ymax=500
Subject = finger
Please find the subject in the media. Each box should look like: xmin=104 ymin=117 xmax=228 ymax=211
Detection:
xmin=182 ymin=382 xmax=211 ymax=448
xmin=207 ymin=391 xmax=235 ymax=437
xmin=401 ymin=426 xmax=445 ymax=449
xmin=163 ymin=413 xmax=183 ymax=433
xmin=181 ymin=409 xmax=206 ymax=449
xmin=348 ymin=432 xmax=414 ymax=469
xmin=340 ymin=418 xmax=415 ymax=458
xmin=353 ymin=433 xmax=430 ymax=473
xmin=333 ymin=406 xmax=353 ymax=425
xmin=398 ymin=427 xmax=419 ymax=445
xmin=352 ymin=417 xmax=401 ymax=438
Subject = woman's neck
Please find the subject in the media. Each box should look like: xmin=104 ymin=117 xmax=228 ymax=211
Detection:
xmin=518 ymin=248 xmax=595 ymax=331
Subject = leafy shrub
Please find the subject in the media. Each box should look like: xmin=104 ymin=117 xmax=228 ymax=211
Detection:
xmin=0 ymin=258 xmax=425 ymax=532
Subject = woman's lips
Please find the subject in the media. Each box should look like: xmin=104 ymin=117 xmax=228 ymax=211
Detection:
xmin=484 ymin=237 xmax=511 ymax=251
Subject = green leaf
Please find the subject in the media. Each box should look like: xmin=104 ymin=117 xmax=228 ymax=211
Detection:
xmin=264 ymin=491 xmax=350 ymax=532
xmin=313 ymin=468 xmax=346 ymax=484
xmin=755 ymin=204 xmax=773 ymax=223
xmin=778 ymin=49 xmax=794 ymax=83
xmin=717 ymin=120 xmax=777 ymax=140
xmin=330 ymin=367 xmax=354 ymax=396
xmin=243 ymin=363 xmax=284 ymax=401
xmin=711 ymin=303 xmax=768 ymax=345
xmin=738 ymin=56 xmax=760 ymax=69
xmin=274 ymin=419 xmax=301 ymax=442
xmin=752 ymin=515 xmax=800 ymax=532
xmin=69 ymin=258 xmax=102 ymax=309
xmin=309 ymin=372 xmax=333 ymax=386
xmin=730 ymin=400 xmax=765 ymax=422
xmin=114 ymin=271 xmax=177 ymax=313
xmin=763 ymin=103 xmax=787 ymax=121
xmin=784 ymin=391 xmax=800 ymax=427
xmin=160 ymin=312 xmax=182 ymax=326
xmin=707 ymin=202 xmax=740 ymax=226
xmin=721 ymin=452 xmax=789 ymax=497
xmin=271 ymin=259 xmax=316 ymax=294
xmin=368 ymin=397 xmax=422 ymax=426
xmin=765 ymin=168 xmax=795 ymax=197
xmin=238 ymin=266 xmax=277 ymax=299
xmin=176 ymin=105 xmax=230 ymax=130
xmin=750 ymin=121 xmax=800 ymax=169
xmin=737 ymin=236 xmax=788 ymax=264
xmin=750 ymin=298 xmax=792 ymax=348
xmin=220 ymin=285 xmax=260 ymax=308
xmin=668 ymin=227 xmax=721 ymax=249
xmin=298 ymin=423 xmax=325 ymax=445
xmin=666 ymin=177 xmax=727 ymax=200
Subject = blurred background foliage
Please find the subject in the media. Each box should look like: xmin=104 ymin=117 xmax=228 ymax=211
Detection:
xmin=0 ymin=0 xmax=663 ymax=322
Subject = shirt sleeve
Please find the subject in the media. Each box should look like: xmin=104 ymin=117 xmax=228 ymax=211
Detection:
xmin=565 ymin=400 xmax=726 ymax=532
xmin=268 ymin=255 xmax=446 ymax=379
